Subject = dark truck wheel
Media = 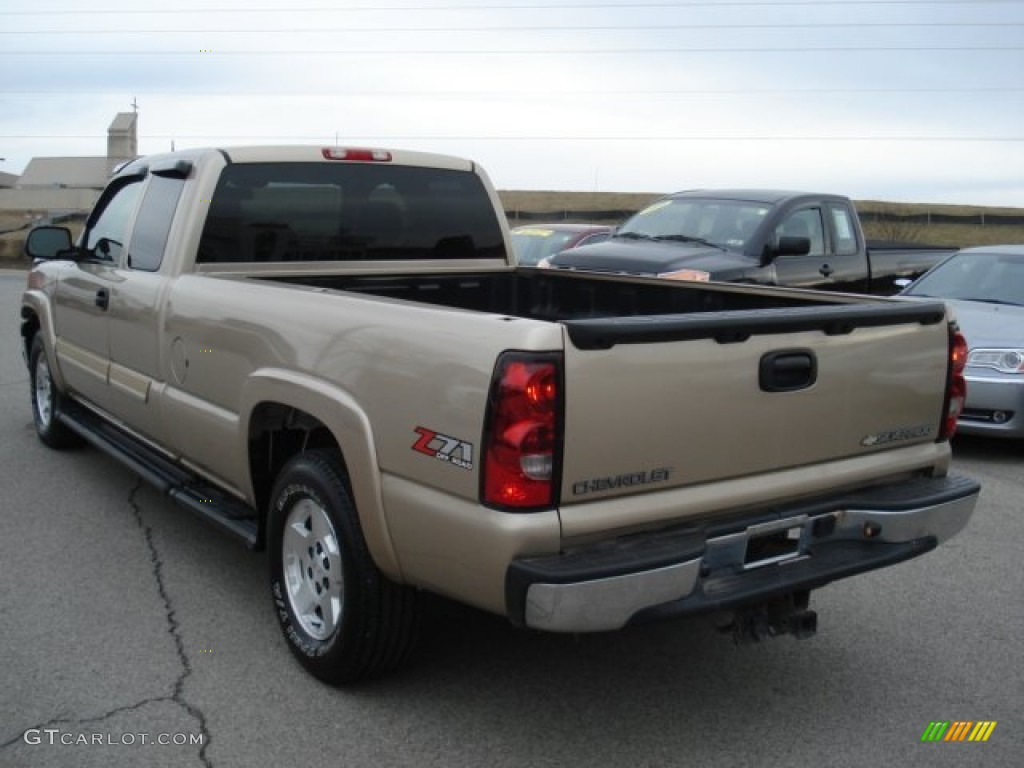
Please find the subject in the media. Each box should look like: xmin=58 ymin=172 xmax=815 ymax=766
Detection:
xmin=268 ymin=450 xmax=418 ymax=684
xmin=29 ymin=336 xmax=81 ymax=449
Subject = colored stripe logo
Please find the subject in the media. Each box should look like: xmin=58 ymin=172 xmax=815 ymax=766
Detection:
xmin=921 ymin=721 xmax=997 ymax=742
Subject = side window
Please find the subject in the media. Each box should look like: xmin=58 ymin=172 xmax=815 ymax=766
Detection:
xmin=775 ymin=208 xmax=825 ymax=256
xmin=83 ymin=178 xmax=144 ymax=262
xmin=127 ymin=175 xmax=186 ymax=271
xmin=828 ymin=204 xmax=860 ymax=256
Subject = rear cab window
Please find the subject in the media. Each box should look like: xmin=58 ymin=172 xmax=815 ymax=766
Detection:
xmin=128 ymin=175 xmax=187 ymax=271
xmin=827 ymin=203 xmax=861 ymax=256
xmin=197 ymin=163 xmax=506 ymax=264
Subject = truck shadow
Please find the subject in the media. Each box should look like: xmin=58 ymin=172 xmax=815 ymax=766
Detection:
xmin=951 ymin=434 xmax=1023 ymax=463
xmin=335 ymin=587 xmax=929 ymax=764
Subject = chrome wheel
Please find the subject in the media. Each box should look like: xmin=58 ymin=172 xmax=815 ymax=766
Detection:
xmin=269 ymin=450 xmax=419 ymax=682
xmin=34 ymin=351 xmax=54 ymax=429
xmin=281 ymin=497 xmax=344 ymax=640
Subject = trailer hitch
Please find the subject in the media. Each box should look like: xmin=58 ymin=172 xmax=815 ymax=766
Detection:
xmin=718 ymin=590 xmax=818 ymax=644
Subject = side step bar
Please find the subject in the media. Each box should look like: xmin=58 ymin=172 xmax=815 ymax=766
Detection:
xmin=58 ymin=401 xmax=259 ymax=549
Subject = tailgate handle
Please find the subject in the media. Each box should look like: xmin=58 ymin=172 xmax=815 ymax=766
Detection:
xmin=760 ymin=350 xmax=817 ymax=392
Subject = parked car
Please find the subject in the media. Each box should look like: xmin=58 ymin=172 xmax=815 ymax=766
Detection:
xmin=511 ymin=223 xmax=614 ymax=266
xmin=541 ymin=190 xmax=955 ymax=295
xmin=901 ymin=245 xmax=1024 ymax=438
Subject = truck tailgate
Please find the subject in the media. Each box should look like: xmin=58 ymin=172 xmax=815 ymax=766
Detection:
xmin=559 ymin=302 xmax=950 ymax=504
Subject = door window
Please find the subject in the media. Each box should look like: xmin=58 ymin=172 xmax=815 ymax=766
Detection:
xmin=83 ymin=178 xmax=144 ymax=262
xmin=775 ymin=209 xmax=826 ymax=256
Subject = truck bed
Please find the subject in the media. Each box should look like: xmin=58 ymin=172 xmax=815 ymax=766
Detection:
xmin=266 ymin=268 xmax=869 ymax=320
xmin=264 ymin=268 xmax=945 ymax=347
xmin=256 ymin=267 xmax=951 ymax=503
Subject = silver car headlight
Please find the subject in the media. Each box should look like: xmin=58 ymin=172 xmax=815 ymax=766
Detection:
xmin=967 ymin=348 xmax=1024 ymax=374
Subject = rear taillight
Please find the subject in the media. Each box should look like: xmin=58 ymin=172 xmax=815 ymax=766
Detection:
xmin=482 ymin=352 xmax=562 ymax=510
xmin=940 ymin=328 xmax=968 ymax=441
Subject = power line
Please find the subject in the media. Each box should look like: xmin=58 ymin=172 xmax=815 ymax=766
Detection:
xmin=3 ymin=87 xmax=1021 ymax=95
xmin=4 ymin=46 xmax=1022 ymax=54
xmin=3 ymin=134 xmax=1021 ymax=141
xmin=3 ymin=22 xmax=1022 ymax=33
xmin=2 ymin=0 xmax=1022 ymax=13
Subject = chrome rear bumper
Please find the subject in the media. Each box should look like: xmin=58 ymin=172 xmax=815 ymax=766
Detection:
xmin=506 ymin=474 xmax=980 ymax=632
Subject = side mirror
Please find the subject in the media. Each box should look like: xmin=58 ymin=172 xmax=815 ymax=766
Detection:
xmin=24 ymin=226 xmax=73 ymax=261
xmin=777 ymin=235 xmax=811 ymax=257
xmin=760 ymin=235 xmax=811 ymax=266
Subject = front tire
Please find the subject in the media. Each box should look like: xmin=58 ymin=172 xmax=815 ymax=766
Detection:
xmin=29 ymin=336 xmax=81 ymax=449
xmin=268 ymin=450 xmax=418 ymax=684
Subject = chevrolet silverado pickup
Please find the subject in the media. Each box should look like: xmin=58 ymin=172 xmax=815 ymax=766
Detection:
xmin=542 ymin=189 xmax=954 ymax=295
xmin=21 ymin=146 xmax=979 ymax=684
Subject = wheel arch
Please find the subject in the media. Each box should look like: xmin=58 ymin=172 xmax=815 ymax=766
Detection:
xmin=240 ymin=370 xmax=403 ymax=582
xmin=20 ymin=297 xmax=67 ymax=391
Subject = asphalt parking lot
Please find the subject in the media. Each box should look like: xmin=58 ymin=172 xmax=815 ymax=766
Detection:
xmin=1 ymin=271 xmax=1021 ymax=768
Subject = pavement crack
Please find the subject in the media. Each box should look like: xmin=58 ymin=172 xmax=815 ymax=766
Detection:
xmin=2 ymin=480 xmax=214 ymax=766
xmin=127 ymin=478 xmax=214 ymax=768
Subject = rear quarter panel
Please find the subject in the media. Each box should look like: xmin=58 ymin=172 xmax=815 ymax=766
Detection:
xmin=157 ymin=275 xmax=564 ymax=577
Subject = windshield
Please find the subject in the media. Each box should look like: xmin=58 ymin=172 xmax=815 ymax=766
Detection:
xmin=905 ymin=251 xmax=1024 ymax=306
xmin=511 ymin=228 xmax=582 ymax=266
xmin=618 ymin=198 xmax=771 ymax=251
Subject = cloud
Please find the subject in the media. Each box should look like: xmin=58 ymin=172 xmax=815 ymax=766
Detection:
xmin=1 ymin=0 xmax=1022 ymax=205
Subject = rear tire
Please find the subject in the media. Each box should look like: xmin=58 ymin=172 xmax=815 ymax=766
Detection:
xmin=268 ymin=450 xmax=418 ymax=684
xmin=29 ymin=336 xmax=81 ymax=450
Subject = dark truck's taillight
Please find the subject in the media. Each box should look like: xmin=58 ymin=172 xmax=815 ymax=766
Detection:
xmin=482 ymin=352 xmax=563 ymax=510
xmin=940 ymin=328 xmax=968 ymax=441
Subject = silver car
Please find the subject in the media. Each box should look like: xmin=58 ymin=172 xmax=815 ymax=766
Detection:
xmin=902 ymin=245 xmax=1024 ymax=438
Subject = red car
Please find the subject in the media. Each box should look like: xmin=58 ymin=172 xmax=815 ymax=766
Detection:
xmin=510 ymin=223 xmax=614 ymax=266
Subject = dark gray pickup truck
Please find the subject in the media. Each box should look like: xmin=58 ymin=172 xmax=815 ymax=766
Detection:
xmin=542 ymin=190 xmax=954 ymax=295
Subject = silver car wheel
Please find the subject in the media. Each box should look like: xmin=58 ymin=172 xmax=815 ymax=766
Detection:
xmin=34 ymin=352 xmax=54 ymax=429
xmin=282 ymin=497 xmax=344 ymax=641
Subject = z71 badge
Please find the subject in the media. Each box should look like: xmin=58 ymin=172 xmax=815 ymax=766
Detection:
xmin=412 ymin=427 xmax=474 ymax=470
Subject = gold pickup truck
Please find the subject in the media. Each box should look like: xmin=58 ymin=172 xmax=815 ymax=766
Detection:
xmin=20 ymin=146 xmax=980 ymax=684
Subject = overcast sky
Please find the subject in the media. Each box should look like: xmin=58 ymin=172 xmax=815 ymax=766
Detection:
xmin=2 ymin=0 xmax=1023 ymax=206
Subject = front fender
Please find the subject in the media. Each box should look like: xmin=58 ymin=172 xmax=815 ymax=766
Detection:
xmin=21 ymin=287 xmax=67 ymax=391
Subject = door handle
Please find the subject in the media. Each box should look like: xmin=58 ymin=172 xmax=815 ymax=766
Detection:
xmin=95 ymin=288 xmax=109 ymax=310
xmin=760 ymin=350 xmax=817 ymax=392
xmin=819 ymin=263 xmax=834 ymax=278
